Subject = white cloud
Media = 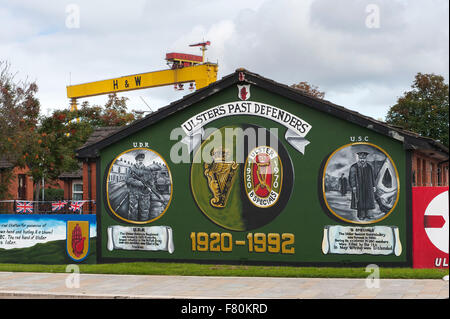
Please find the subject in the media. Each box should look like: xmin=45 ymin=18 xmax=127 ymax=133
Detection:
xmin=0 ymin=0 xmax=448 ymax=120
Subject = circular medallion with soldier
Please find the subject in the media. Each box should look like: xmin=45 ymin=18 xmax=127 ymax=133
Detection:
xmin=106 ymin=148 xmax=173 ymax=224
xmin=322 ymin=143 xmax=400 ymax=224
xmin=190 ymin=124 xmax=293 ymax=231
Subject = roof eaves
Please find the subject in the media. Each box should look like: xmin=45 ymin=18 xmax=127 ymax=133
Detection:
xmin=242 ymin=70 xmax=449 ymax=156
xmin=75 ymin=68 xmax=448 ymax=159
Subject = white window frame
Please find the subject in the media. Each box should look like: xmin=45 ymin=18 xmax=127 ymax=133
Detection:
xmin=72 ymin=180 xmax=83 ymax=201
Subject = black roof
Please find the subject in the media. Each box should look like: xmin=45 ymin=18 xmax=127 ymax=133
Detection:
xmin=76 ymin=68 xmax=449 ymax=160
xmin=59 ymin=165 xmax=82 ymax=180
xmin=80 ymin=126 xmax=121 ymax=149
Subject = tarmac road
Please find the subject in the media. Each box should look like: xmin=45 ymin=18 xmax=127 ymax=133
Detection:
xmin=0 ymin=271 xmax=448 ymax=299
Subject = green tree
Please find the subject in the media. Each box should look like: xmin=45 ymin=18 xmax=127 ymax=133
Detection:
xmin=27 ymin=108 xmax=93 ymax=199
xmin=0 ymin=61 xmax=40 ymax=199
xmin=290 ymin=81 xmax=325 ymax=99
xmin=386 ymin=73 xmax=449 ymax=147
xmin=79 ymin=93 xmax=138 ymax=127
xmin=33 ymin=93 xmax=142 ymax=197
xmin=1 ymin=61 xmax=141 ymax=200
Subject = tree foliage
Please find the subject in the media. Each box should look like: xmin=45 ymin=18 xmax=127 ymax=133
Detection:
xmin=1 ymin=61 xmax=141 ymax=199
xmin=0 ymin=61 xmax=40 ymax=166
xmin=0 ymin=61 xmax=40 ymax=199
xmin=290 ymin=81 xmax=325 ymax=99
xmin=386 ymin=73 xmax=449 ymax=147
xmin=35 ymin=93 xmax=141 ymax=185
xmin=79 ymin=93 xmax=137 ymax=127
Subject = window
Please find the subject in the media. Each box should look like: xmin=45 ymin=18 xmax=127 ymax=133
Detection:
xmin=18 ymin=174 xmax=27 ymax=200
xmin=72 ymin=182 xmax=83 ymax=200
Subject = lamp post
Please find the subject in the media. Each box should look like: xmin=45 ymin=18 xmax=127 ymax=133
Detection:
xmin=42 ymin=176 xmax=45 ymax=201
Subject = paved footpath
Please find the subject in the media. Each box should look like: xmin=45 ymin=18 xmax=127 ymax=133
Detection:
xmin=0 ymin=272 xmax=448 ymax=299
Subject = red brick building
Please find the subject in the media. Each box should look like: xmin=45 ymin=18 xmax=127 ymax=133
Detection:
xmin=1 ymin=160 xmax=65 ymax=213
xmin=0 ymin=163 xmax=65 ymax=201
xmin=59 ymin=166 xmax=83 ymax=201
xmin=0 ymin=163 xmax=35 ymax=200
xmin=412 ymin=151 xmax=448 ymax=187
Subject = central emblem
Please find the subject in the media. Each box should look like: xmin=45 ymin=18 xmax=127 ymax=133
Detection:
xmin=191 ymin=124 xmax=294 ymax=231
xmin=204 ymin=148 xmax=239 ymax=208
xmin=245 ymin=146 xmax=282 ymax=208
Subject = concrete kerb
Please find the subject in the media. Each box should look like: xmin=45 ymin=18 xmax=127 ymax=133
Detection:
xmin=0 ymin=272 xmax=448 ymax=299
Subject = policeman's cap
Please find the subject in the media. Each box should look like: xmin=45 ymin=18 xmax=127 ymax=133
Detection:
xmin=356 ymin=151 xmax=369 ymax=158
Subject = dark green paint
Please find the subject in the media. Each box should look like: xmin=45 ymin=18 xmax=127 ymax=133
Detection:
xmin=99 ymin=85 xmax=407 ymax=265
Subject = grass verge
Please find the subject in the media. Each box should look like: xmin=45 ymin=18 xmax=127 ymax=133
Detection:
xmin=0 ymin=262 xmax=448 ymax=279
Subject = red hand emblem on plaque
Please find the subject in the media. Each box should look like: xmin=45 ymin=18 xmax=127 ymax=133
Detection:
xmin=72 ymin=224 xmax=86 ymax=257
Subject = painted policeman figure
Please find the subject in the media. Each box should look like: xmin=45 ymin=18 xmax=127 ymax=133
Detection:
xmin=348 ymin=151 xmax=376 ymax=221
xmin=126 ymin=152 xmax=152 ymax=221
xmin=339 ymin=173 xmax=348 ymax=196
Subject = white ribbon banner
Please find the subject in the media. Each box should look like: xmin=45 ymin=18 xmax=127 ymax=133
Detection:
xmin=322 ymin=225 xmax=402 ymax=256
xmin=107 ymin=225 xmax=174 ymax=253
xmin=180 ymin=101 xmax=312 ymax=154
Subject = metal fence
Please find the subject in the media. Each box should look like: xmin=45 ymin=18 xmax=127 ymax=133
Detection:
xmin=0 ymin=200 xmax=96 ymax=214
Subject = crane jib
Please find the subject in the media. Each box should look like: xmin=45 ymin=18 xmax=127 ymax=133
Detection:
xmin=66 ymin=63 xmax=218 ymax=99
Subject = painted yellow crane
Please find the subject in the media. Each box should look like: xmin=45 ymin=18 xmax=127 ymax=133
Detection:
xmin=66 ymin=42 xmax=218 ymax=111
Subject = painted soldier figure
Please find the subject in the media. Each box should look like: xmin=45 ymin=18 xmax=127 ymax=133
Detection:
xmin=348 ymin=151 xmax=376 ymax=221
xmin=126 ymin=152 xmax=153 ymax=221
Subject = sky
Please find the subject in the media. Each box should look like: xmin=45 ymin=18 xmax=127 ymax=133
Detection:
xmin=1 ymin=0 xmax=448 ymax=120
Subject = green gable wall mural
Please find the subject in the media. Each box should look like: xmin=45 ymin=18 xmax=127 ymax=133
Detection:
xmin=78 ymin=69 xmax=417 ymax=266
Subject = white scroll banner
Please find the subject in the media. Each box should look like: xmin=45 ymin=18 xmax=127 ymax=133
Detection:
xmin=180 ymin=101 xmax=312 ymax=154
xmin=322 ymin=225 xmax=402 ymax=256
xmin=107 ymin=225 xmax=174 ymax=254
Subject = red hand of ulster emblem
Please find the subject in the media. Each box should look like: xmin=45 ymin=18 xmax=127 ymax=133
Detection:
xmin=72 ymin=224 xmax=86 ymax=257
xmin=240 ymin=87 xmax=247 ymax=101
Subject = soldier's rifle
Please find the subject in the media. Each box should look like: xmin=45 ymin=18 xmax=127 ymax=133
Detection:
xmin=130 ymin=170 xmax=169 ymax=205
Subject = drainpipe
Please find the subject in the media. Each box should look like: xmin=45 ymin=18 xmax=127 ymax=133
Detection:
xmin=87 ymin=160 xmax=92 ymax=214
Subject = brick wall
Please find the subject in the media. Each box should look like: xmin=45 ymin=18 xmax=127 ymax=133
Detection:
xmin=412 ymin=151 xmax=449 ymax=187
xmin=5 ymin=167 xmax=34 ymax=200
xmin=1 ymin=166 xmax=65 ymax=200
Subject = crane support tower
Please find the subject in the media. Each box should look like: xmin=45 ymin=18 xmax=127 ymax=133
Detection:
xmin=67 ymin=42 xmax=217 ymax=111
xmin=189 ymin=40 xmax=211 ymax=63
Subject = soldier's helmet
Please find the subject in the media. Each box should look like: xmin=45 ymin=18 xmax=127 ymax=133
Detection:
xmin=135 ymin=152 xmax=145 ymax=161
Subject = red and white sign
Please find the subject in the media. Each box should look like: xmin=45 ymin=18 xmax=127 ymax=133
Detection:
xmin=237 ymin=84 xmax=251 ymax=101
xmin=413 ymin=187 xmax=449 ymax=268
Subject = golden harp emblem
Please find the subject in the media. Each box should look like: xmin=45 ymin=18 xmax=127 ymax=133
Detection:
xmin=204 ymin=148 xmax=239 ymax=208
